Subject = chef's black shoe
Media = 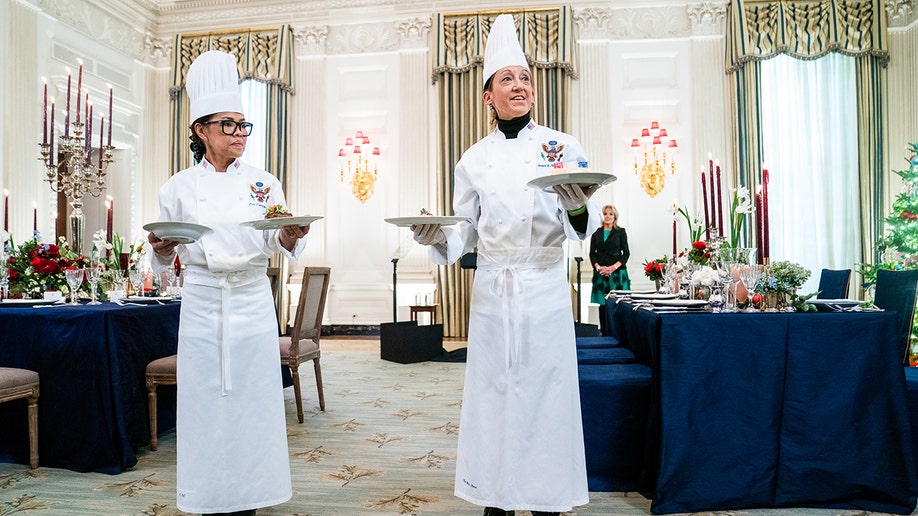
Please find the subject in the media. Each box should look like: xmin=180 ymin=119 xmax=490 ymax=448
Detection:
xmin=483 ymin=508 xmax=515 ymax=516
xmin=531 ymin=512 xmax=560 ymax=516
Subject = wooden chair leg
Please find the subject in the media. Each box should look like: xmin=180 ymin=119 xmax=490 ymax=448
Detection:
xmin=147 ymin=383 xmax=159 ymax=451
xmin=291 ymin=364 xmax=304 ymax=424
xmin=27 ymin=390 xmax=39 ymax=469
xmin=313 ymin=357 xmax=325 ymax=411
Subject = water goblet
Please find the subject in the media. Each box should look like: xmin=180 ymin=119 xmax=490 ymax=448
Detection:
xmin=739 ymin=265 xmax=761 ymax=311
xmin=161 ymin=269 xmax=177 ymax=297
xmin=87 ymin=265 xmax=103 ymax=305
xmin=129 ymin=269 xmax=145 ymax=298
xmin=65 ymin=268 xmax=85 ymax=305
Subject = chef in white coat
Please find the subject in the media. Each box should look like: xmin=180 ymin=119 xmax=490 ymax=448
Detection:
xmin=148 ymin=50 xmax=309 ymax=516
xmin=411 ymin=14 xmax=601 ymax=516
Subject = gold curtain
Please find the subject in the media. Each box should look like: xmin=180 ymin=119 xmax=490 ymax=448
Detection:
xmin=433 ymin=7 xmax=576 ymax=337
xmin=169 ymin=26 xmax=296 ymax=186
xmin=725 ymin=0 xmax=888 ymax=262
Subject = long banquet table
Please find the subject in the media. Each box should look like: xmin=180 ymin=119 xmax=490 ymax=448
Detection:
xmin=607 ymin=299 xmax=918 ymax=514
xmin=0 ymin=301 xmax=180 ymax=473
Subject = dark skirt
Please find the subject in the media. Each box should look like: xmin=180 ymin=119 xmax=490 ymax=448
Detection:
xmin=591 ymin=269 xmax=631 ymax=304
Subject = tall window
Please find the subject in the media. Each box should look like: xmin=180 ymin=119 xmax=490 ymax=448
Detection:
xmin=761 ymin=53 xmax=859 ymax=294
xmin=240 ymin=80 xmax=267 ymax=170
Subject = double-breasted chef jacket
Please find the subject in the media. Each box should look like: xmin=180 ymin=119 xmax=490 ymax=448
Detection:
xmin=430 ymin=120 xmax=600 ymax=512
xmin=151 ymin=157 xmax=306 ymax=514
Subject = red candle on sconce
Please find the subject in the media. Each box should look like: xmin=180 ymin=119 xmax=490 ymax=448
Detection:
xmin=76 ymin=64 xmax=82 ymax=125
xmin=715 ymin=161 xmax=723 ymax=237
xmin=672 ymin=218 xmax=677 ymax=256
xmin=3 ymin=190 xmax=8 ymax=232
xmin=42 ymin=79 xmax=48 ymax=145
xmin=762 ymin=167 xmax=770 ymax=261
xmin=755 ymin=190 xmax=764 ymax=264
xmin=99 ymin=116 xmax=105 ymax=169
xmin=708 ymin=169 xmax=711 ymax=243
xmin=54 ymin=214 xmax=60 ymax=242
xmin=105 ymin=196 xmax=113 ymax=244
xmin=65 ymin=70 xmax=71 ymax=137
xmin=107 ymin=86 xmax=113 ymax=147
xmin=49 ymin=100 xmax=55 ymax=168
xmin=32 ymin=203 xmax=37 ymax=232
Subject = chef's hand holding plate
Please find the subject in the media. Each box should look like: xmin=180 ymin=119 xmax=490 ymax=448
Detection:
xmin=279 ymin=222 xmax=310 ymax=250
xmin=148 ymin=232 xmax=180 ymax=257
xmin=411 ymin=223 xmax=446 ymax=246
xmin=553 ymin=183 xmax=600 ymax=212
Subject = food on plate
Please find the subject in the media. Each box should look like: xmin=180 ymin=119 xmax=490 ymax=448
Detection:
xmin=265 ymin=205 xmax=292 ymax=219
xmin=419 ymin=208 xmax=433 ymax=216
xmin=549 ymin=161 xmax=591 ymax=175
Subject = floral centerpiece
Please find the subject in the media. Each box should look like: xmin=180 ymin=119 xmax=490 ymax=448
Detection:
xmin=725 ymin=186 xmax=754 ymax=249
xmin=673 ymin=205 xmax=712 ymax=266
xmin=4 ymin=237 xmax=88 ymax=298
xmin=755 ymin=260 xmax=816 ymax=311
xmin=643 ymin=256 xmax=668 ymax=282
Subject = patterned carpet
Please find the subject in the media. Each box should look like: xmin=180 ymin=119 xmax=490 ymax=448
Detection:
xmin=0 ymin=349 xmax=913 ymax=516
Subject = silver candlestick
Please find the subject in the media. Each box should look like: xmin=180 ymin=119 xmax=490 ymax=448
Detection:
xmin=38 ymin=119 xmax=114 ymax=253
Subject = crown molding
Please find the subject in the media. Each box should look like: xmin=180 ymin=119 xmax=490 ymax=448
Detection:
xmin=887 ymin=0 xmax=917 ymax=28
xmin=574 ymin=5 xmax=692 ymax=41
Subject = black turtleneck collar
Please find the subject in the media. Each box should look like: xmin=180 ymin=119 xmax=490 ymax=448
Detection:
xmin=497 ymin=112 xmax=532 ymax=139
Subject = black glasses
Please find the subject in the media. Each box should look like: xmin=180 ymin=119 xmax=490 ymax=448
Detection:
xmin=201 ymin=120 xmax=254 ymax=136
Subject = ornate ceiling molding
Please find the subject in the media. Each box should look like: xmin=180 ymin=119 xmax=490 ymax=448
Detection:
xmin=326 ymin=22 xmax=399 ymax=55
xmin=294 ymin=26 xmax=330 ymax=56
xmin=574 ymin=6 xmax=692 ymax=41
xmin=143 ymin=35 xmax=172 ymax=67
xmin=886 ymin=0 xmax=917 ymax=27
xmin=396 ymin=17 xmax=432 ymax=50
xmin=33 ymin=0 xmax=152 ymax=62
xmin=687 ymin=2 xmax=728 ymax=36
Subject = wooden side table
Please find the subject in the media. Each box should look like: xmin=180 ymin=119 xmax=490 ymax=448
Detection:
xmin=409 ymin=305 xmax=437 ymax=325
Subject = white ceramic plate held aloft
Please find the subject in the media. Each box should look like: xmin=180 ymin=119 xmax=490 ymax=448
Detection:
xmin=385 ymin=216 xmax=469 ymax=227
xmin=241 ymin=216 xmax=324 ymax=231
xmin=143 ymin=222 xmax=212 ymax=244
xmin=526 ymin=172 xmax=617 ymax=192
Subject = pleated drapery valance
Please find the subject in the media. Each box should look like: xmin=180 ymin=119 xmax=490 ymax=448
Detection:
xmin=433 ymin=6 xmax=577 ymax=82
xmin=725 ymin=0 xmax=888 ymax=269
xmin=169 ymin=25 xmax=295 ymax=185
xmin=726 ymin=0 xmax=888 ymax=73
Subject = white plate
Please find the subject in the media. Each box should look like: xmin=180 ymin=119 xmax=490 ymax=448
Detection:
xmin=651 ymin=299 xmax=710 ymax=308
xmin=122 ymin=296 xmax=174 ymax=304
xmin=526 ymin=172 xmax=617 ymax=192
xmin=241 ymin=216 xmax=324 ymax=231
xmin=143 ymin=222 xmax=212 ymax=244
xmin=0 ymin=298 xmax=64 ymax=307
xmin=630 ymin=292 xmax=678 ymax=300
xmin=810 ymin=299 xmax=860 ymax=311
xmin=608 ymin=289 xmax=656 ymax=295
xmin=385 ymin=216 xmax=469 ymax=227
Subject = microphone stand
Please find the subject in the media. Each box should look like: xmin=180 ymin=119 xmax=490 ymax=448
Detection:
xmin=391 ymin=258 xmax=399 ymax=322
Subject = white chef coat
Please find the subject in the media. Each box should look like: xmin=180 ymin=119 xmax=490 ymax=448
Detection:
xmin=430 ymin=121 xmax=600 ymax=512
xmin=151 ymin=157 xmax=306 ymax=513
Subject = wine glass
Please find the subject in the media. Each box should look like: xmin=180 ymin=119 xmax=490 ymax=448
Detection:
xmin=65 ymin=268 xmax=85 ymax=305
xmin=129 ymin=269 xmax=145 ymax=299
xmin=739 ymin=265 xmax=762 ymax=311
xmin=87 ymin=265 xmax=103 ymax=305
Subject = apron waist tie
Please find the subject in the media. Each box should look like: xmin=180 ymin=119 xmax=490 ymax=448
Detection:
xmin=478 ymin=247 xmax=564 ymax=373
xmin=218 ymin=276 xmax=232 ymax=396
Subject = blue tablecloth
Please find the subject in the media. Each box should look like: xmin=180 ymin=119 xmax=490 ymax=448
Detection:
xmin=607 ymin=300 xmax=918 ymax=514
xmin=0 ymin=302 xmax=180 ymax=473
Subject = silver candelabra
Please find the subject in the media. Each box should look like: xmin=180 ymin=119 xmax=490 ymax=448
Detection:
xmin=38 ymin=119 xmax=114 ymax=253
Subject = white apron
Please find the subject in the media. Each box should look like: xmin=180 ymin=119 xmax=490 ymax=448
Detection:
xmin=176 ymin=268 xmax=292 ymax=513
xmin=454 ymin=248 xmax=589 ymax=512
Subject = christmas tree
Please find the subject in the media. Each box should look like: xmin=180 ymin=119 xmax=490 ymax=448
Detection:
xmin=860 ymin=142 xmax=918 ymax=361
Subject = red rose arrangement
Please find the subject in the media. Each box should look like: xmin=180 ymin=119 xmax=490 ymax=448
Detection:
xmin=643 ymin=257 xmax=668 ymax=281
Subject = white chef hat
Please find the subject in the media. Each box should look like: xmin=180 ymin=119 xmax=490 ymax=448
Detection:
xmin=482 ymin=14 xmax=530 ymax=87
xmin=186 ymin=50 xmax=245 ymax=122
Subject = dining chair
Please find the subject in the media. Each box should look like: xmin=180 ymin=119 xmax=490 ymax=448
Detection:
xmin=280 ymin=266 xmax=331 ymax=423
xmin=0 ymin=367 xmax=40 ymax=468
xmin=873 ymin=268 xmax=918 ymax=366
xmin=816 ymin=268 xmax=851 ymax=299
xmin=145 ymin=354 xmax=176 ymax=451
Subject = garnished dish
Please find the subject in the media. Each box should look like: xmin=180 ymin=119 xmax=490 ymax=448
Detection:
xmin=384 ymin=210 xmax=469 ymax=227
xmin=241 ymin=214 xmax=324 ymax=231
xmin=527 ymin=161 xmax=616 ymax=192
xmin=265 ymin=204 xmax=292 ymax=219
